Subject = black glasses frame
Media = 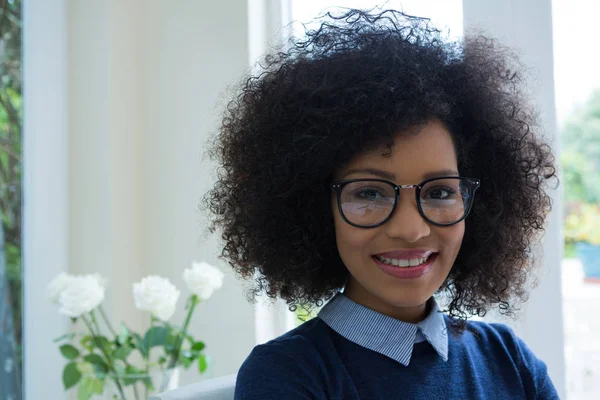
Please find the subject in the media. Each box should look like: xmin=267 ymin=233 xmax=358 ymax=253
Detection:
xmin=330 ymin=176 xmax=481 ymax=228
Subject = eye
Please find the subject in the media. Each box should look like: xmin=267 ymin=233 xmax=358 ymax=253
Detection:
xmin=341 ymin=181 xmax=395 ymax=203
xmin=423 ymin=187 xmax=455 ymax=200
xmin=354 ymin=188 xmax=384 ymax=201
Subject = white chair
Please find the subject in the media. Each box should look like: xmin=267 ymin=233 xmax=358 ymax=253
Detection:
xmin=149 ymin=374 xmax=236 ymax=400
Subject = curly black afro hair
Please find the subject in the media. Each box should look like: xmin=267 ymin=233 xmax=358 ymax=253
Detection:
xmin=205 ymin=9 xmax=557 ymax=325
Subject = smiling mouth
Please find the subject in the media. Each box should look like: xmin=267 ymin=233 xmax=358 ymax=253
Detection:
xmin=373 ymin=253 xmax=438 ymax=268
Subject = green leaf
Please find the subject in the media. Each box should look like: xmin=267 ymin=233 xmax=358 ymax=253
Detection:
xmin=144 ymin=326 xmax=169 ymax=348
xmin=91 ymin=336 xmax=111 ymax=352
xmin=198 ymin=354 xmax=208 ymax=374
xmin=133 ymin=333 xmax=148 ymax=358
xmin=77 ymin=383 xmax=90 ymax=400
xmin=118 ymin=324 xmax=129 ymax=345
xmin=83 ymin=354 xmax=109 ymax=375
xmin=181 ymin=355 xmax=193 ymax=369
xmin=113 ymin=345 xmax=133 ymax=361
xmin=62 ymin=362 xmax=82 ymax=390
xmin=77 ymin=376 xmax=104 ymax=400
xmin=192 ymin=341 xmax=205 ymax=352
xmin=80 ymin=336 xmax=93 ymax=351
xmin=60 ymin=344 xmax=80 ymax=360
xmin=88 ymin=378 xmax=103 ymax=395
xmin=77 ymin=362 xmax=95 ymax=376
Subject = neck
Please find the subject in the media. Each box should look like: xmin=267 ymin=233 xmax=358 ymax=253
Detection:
xmin=343 ymin=280 xmax=430 ymax=323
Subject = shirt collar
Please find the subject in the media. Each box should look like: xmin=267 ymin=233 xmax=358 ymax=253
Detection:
xmin=317 ymin=292 xmax=448 ymax=366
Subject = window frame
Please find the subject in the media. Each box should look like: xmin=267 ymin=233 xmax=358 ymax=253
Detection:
xmin=23 ymin=0 xmax=70 ymax=399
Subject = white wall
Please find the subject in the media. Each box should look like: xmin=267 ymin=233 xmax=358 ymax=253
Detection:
xmin=139 ymin=0 xmax=256 ymax=381
xmin=68 ymin=0 xmax=256 ymax=381
xmin=463 ymin=1 xmax=566 ymax=398
xmin=25 ymin=1 xmax=257 ymax=397
xmin=68 ymin=0 xmax=146 ymax=334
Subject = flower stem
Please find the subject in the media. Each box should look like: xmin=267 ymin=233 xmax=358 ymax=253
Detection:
xmin=89 ymin=310 xmax=103 ymax=336
xmin=168 ymin=295 xmax=199 ymax=369
xmin=133 ymin=382 xmax=141 ymax=400
xmin=98 ymin=305 xmax=117 ymax=337
xmin=81 ymin=314 xmax=127 ymax=400
xmin=144 ymin=316 xmax=155 ymax=400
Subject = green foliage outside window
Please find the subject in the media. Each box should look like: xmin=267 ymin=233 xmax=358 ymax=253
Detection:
xmin=561 ymin=89 xmax=600 ymax=255
xmin=0 ymin=0 xmax=22 ymax=393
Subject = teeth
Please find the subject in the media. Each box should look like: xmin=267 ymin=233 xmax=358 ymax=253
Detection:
xmin=376 ymin=254 xmax=432 ymax=268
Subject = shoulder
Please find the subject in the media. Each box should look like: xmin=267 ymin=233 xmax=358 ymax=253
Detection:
xmin=459 ymin=319 xmax=537 ymax=361
xmin=241 ymin=318 xmax=329 ymax=368
xmin=461 ymin=318 xmax=523 ymax=348
xmin=449 ymin=317 xmax=559 ymax=399
xmin=455 ymin=318 xmax=535 ymax=365
xmin=235 ymin=318 xmax=333 ymax=400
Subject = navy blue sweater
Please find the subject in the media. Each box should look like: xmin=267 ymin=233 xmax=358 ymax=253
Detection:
xmin=235 ymin=316 xmax=559 ymax=399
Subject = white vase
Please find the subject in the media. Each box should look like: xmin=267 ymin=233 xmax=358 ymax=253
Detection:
xmin=156 ymin=367 xmax=180 ymax=393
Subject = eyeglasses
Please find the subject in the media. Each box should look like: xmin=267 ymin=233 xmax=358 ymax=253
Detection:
xmin=331 ymin=176 xmax=480 ymax=228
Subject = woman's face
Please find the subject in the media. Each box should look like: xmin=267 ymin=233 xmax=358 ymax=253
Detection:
xmin=332 ymin=120 xmax=464 ymax=322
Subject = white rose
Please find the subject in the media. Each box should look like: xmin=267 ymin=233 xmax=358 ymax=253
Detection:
xmin=90 ymin=273 xmax=108 ymax=288
xmin=183 ymin=261 xmax=224 ymax=300
xmin=58 ymin=274 xmax=106 ymax=318
xmin=133 ymin=276 xmax=180 ymax=321
xmin=47 ymin=272 xmax=75 ymax=304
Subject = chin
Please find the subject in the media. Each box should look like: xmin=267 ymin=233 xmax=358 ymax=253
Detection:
xmin=382 ymin=291 xmax=433 ymax=309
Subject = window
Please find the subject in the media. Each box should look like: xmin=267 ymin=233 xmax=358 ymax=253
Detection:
xmin=0 ymin=0 xmax=23 ymax=399
xmin=553 ymin=1 xmax=600 ymax=398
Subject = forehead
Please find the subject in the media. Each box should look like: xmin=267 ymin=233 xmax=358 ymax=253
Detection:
xmin=339 ymin=120 xmax=459 ymax=181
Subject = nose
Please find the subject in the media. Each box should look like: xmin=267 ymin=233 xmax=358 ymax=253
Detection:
xmin=383 ymin=191 xmax=431 ymax=242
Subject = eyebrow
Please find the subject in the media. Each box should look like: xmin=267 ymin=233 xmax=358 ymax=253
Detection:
xmin=343 ymin=168 xmax=460 ymax=181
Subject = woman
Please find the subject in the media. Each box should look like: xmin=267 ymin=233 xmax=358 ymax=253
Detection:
xmin=206 ymin=8 xmax=559 ymax=399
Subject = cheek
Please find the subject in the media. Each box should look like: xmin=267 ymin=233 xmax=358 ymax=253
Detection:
xmin=332 ymin=206 xmax=376 ymax=257
xmin=436 ymin=222 xmax=465 ymax=256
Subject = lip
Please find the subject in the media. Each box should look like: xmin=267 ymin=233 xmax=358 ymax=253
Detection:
xmin=374 ymin=249 xmax=436 ymax=259
xmin=372 ymin=252 xmax=438 ymax=279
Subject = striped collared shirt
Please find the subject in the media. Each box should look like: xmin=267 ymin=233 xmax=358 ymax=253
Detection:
xmin=317 ymin=292 xmax=448 ymax=366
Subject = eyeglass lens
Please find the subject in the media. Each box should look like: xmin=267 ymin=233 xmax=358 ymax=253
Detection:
xmin=339 ymin=178 xmax=472 ymax=226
